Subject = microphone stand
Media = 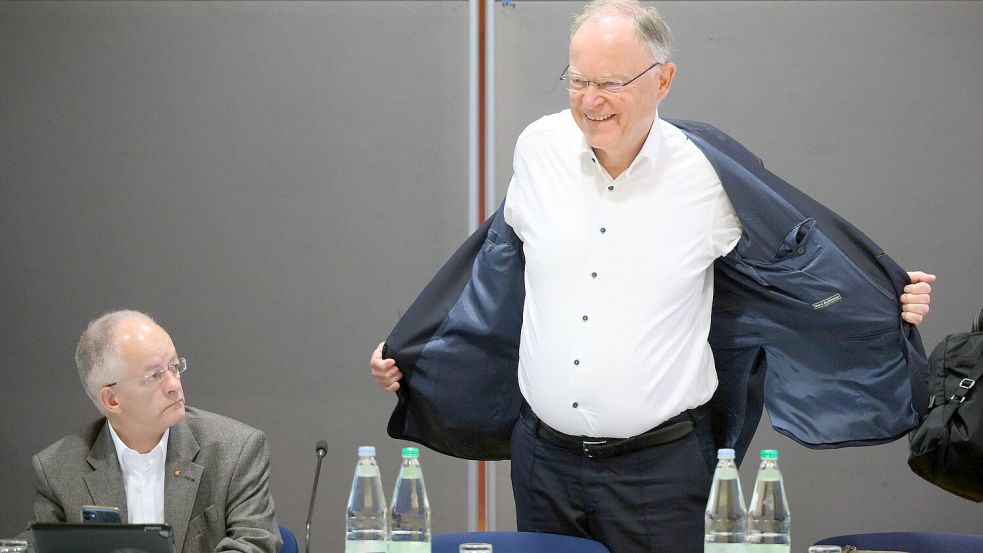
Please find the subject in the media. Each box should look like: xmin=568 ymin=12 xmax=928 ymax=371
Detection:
xmin=305 ymin=440 xmax=328 ymax=553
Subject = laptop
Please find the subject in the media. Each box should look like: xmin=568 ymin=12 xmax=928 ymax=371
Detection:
xmin=31 ymin=523 xmax=176 ymax=553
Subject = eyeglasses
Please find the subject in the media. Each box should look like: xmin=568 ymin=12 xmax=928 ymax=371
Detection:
xmin=105 ymin=357 xmax=187 ymax=388
xmin=561 ymin=62 xmax=662 ymax=94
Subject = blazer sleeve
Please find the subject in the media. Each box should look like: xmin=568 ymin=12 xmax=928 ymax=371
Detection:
xmin=18 ymin=453 xmax=68 ymax=552
xmin=211 ymin=429 xmax=281 ymax=553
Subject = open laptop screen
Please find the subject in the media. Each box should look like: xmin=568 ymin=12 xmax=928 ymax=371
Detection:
xmin=31 ymin=523 xmax=176 ymax=553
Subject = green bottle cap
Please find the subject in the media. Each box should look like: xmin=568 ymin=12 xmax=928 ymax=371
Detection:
xmin=402 ymin=447 xmax=420 ymax=458
xmin=761 ymin=449 xmax=779 ymax=459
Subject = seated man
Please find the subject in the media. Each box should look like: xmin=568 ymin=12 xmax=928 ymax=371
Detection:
xmin=21 ymin=310 xmax=281 ymax=553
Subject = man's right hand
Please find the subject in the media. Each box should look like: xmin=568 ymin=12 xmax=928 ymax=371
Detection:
xmin=370 ymin=341 xmax=403 ymax=393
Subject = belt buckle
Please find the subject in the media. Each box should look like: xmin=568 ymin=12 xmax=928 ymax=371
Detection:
xmin=581 ymin=439 xmax=607 ymax=458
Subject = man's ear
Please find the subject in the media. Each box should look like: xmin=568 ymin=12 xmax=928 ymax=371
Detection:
xmin=99 ymin=386 xmax=121 ymax=414
xmin=655 ymin=62 xmax=676 ymax=102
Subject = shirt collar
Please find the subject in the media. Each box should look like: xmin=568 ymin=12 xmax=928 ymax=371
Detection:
xmin=631 ymin=111 xmax=663 ymax=174
xmin=107 ymin=420 xmax=169 ymax=473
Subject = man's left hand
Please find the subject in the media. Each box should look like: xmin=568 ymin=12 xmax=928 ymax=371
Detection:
xmin=901 ymin=271 xmax=936 ymax=326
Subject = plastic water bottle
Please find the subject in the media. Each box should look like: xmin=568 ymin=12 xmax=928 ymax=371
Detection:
xmin=746 ymin=449 xmax=790 ymax=553
xmin=345 ymin=446 xmax=388 ymax=553
xmin=388 ymin=447 xmax=431 ymax=553
xmin=704 ymin=448 xmax=747 ymax=553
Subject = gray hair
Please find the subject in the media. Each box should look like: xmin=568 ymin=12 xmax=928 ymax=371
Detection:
xmin=571 ymin=0 xmax=673 ymax=63
xmin=76 ymin=310 xmax=155 ymax=412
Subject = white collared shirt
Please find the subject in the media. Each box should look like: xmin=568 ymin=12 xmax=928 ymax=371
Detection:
xmin=107 ymin=422 xmax=168 ymax=524
xmin=504 ymin=110 xmax=743 ymax=438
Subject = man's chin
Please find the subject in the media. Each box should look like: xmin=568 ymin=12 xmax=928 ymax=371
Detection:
xmin=581 ymin=126 xmax=615 ymax=148
xmin=166 ymin=401 xmax=186 ymax=424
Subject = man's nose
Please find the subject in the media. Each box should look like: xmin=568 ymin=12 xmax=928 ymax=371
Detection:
xmin=581 ymin=84 xmax=605 ymax=104
xmin=162 ymin=368 xmax=182 ymax=393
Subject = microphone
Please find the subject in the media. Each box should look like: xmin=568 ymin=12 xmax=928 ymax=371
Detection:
xmin=305 ymin=440 xmax=329 ymax=553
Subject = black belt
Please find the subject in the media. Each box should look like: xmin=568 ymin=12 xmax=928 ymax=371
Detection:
xmin=520 ymin=401 xmax=707 ymax=459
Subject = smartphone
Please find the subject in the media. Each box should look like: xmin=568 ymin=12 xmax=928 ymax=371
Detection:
xmin=81 ymin=505 xmax=122 ymax=524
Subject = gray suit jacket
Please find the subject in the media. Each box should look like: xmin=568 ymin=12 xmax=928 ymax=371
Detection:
xmin=22 ymin=406 xmax=281 ymax=553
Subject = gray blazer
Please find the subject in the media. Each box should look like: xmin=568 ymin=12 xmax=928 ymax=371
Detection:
xmin=22 ymin=406 xmax=281 ymax=553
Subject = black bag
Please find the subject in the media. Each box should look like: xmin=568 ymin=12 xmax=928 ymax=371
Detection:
xmin=908 ymin=308 xmax=983 ymax=501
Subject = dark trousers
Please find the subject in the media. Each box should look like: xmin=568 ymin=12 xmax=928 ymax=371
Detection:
xmin=510 ymin=407 xmax=716 ymax=553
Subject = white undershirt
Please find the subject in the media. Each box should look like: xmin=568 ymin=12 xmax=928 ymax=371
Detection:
xmin=107 ymin=422 xmax=168 ymax=524
xmin=504 ymin=110 xmax=742 ymax=438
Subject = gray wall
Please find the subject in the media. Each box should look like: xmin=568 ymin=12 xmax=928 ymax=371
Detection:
xmin=1 ymin=1 xmax=981 ymax=549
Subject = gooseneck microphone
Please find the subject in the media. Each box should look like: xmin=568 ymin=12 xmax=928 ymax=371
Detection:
xmin=305 ymin=440 xmax=329 ymax=553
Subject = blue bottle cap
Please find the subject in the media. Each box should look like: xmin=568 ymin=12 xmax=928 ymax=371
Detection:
xmin=716 ymin=448 xmax=736 ymax=459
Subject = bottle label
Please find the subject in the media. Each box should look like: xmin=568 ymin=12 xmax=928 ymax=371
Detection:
xmin=388 ymin=542 xmax=431 ymax=553
xmin=745 ymin=545 xmax=790 ymax=553
xmin=344 ymin=540 xmax=387 ymax=553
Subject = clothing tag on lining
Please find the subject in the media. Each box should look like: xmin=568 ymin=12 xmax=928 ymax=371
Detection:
xmin=812 ymin=293 xmax=842 ymax=310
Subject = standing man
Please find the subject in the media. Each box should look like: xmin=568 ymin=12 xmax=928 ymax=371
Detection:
xmin=22 ymin=310 xmax=281 ymax=553
xmin=371 ymin=1 xmax=935 ymax=552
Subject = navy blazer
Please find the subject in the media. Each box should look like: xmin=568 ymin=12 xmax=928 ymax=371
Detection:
xmin=383 ymin=119 xmax=928 ymax=463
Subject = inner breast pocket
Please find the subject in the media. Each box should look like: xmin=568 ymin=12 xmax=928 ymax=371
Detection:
xmin=764 ymin=218 xmax=822 ymax=272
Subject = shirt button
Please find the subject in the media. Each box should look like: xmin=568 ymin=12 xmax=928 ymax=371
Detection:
xmin=582 ymin=315 xmax=588 ymax=321
xmin=573 ymin=359 xmax=580 ymax=366
xmin=607 ymin=185 xmax=614 ymax=191
xmin=591 ymin=272 xmax=597 ymax=278
xmin=572 ymin=402 xmax=579 ymax=408
xmin=600 ymin=227 xmax=606 ymax=234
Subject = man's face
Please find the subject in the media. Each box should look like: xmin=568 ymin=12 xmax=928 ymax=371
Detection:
xmin=568 ymin=14 xmax=674 ymax=168
xmin=107 ymin=318 xmax=186 ymax=441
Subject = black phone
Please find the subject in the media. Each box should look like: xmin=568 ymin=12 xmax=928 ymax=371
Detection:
xmin=81 ymin=505 xmax=122 ymax=524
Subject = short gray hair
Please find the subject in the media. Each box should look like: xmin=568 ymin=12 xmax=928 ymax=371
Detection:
xmin=76 ymin=310 xmax=155 ymax=412
xmin=571 ymin=0 xmax=673 ymax=63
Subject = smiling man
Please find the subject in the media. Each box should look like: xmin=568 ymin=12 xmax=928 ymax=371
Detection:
xmin=22 ymin=310 xmax=281 ymax=553
xmin=370 ymin=1 xmax=936 ymax=552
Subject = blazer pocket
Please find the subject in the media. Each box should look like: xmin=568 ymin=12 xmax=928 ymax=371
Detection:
xmin=186 ymin=504 xmax=220 ymax=553
xmin=746 ymin=218 xmax=823 ymax=273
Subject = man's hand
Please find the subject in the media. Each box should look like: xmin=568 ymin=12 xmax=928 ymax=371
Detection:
xmin=370 ymin=341 xmax=403 ymax=393
xmin=901 ymin=271 xmax=936 ymax=326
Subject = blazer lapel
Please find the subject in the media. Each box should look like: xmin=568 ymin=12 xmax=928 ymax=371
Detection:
xmin=82 ymin=421 xmax=128 ymax=521
xmin=164 ymin=418 xmax=203 ymax=553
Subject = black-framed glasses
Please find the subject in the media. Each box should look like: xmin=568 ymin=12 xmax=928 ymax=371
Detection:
xmin=561 ymin=62 xmax=662 ymax=94
xmin=105 ymin=357 xmax=187 ymax=388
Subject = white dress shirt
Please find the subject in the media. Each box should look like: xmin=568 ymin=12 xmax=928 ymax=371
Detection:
xmin=108 ymin=422 xmax=168 ymax=524
xmin=504 ymin=110 xmax=743 ymax=438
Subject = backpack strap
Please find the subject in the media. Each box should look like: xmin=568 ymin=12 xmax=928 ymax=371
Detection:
xmin=949 ymin=359 xmax=983 ymax=405
xmin=936 ymin=358 xmax=983 ymax=430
